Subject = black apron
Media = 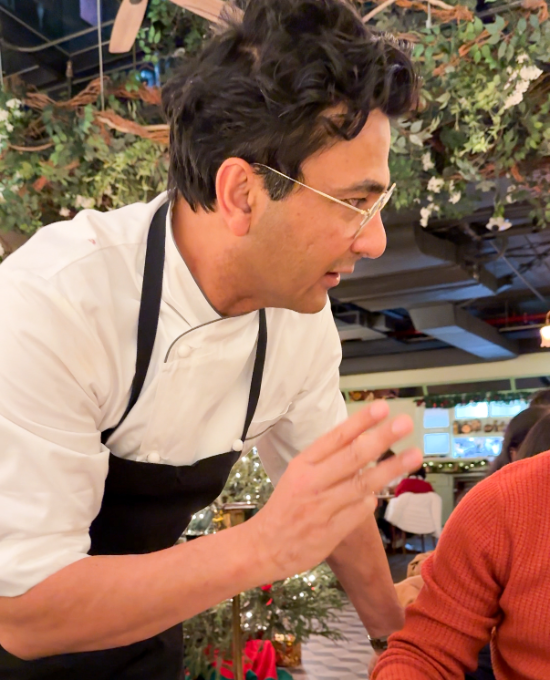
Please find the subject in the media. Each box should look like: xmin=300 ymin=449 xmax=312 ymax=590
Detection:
xmin=0 ymin=203 xmax=268 ymax=680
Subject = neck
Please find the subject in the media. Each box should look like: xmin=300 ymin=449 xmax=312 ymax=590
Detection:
xmin=171 ymin=197 xmax=261 ymax=317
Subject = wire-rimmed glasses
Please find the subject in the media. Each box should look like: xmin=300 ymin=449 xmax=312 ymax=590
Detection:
xmin=254 ymin=163 xmax=396 ymax=239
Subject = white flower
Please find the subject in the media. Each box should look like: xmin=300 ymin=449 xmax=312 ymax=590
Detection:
xmin=516 ymin=79 xmax=530 ymax=95
xmin=0 ymin=242 xmax=4 ymax=258
xmin=420 ymin=202 xmax=437 ymax=228
xmin=503 ymin=90 xmax=524 ymax=110
xmin=519 ymin=65 xmax=543 ymax=82
xmin=59 ymin=207 xmax=71 ymax=217
xmin=5 ymin=98 xmax=21 ymax=110
xmin=422 ymin=153 xmax=434 ymax=171
xmin=420 ymin=207 xmax=431 ymax=228
xmin=427 ymin=177 xmax=444 ymax=194
xmin=74 ymin=195 xmax=95 ymax=210
xmin=449 ymin=191 xmax=462 ymax=204
xmin=517 ymin=53 xmax=529 ymax=64
xmin=5 ymin=123 xmax=13 ymax=133
xmin=0 ymin=109 xmax=9 ymax=123
xmin=486 ymin=216 xmax=512 ymax=232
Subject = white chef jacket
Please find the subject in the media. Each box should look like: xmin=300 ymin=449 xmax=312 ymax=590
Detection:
xmin=0 ymin=192 xmax=347 ymax=597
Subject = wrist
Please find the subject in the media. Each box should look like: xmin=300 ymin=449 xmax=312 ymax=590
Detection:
xmin=235 ymin=516 xmax=280 ymax=585
xmin=368 ymin=634 xmax=389 ymax=653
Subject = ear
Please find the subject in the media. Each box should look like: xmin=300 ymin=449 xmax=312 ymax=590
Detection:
xmin=215 ymin=158 xmax=259 ymax=237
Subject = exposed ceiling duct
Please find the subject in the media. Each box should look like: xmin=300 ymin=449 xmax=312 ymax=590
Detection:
xmin=333 ymin=307 xmax=395 ymax=342
xmin=333 ymin=224 xmax=507 ymax=312
xmin=409 ymin=303 xmax=519 ymax=360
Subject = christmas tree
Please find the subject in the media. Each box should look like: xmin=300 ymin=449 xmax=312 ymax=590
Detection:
xmin=183 ymin=449 xmax=346 ymax=679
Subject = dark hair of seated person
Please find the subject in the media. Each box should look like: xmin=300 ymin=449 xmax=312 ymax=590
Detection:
xmin=530 ymin=388 xmax=550 ymax=407
xmin=491 ymin=406 xmax=550 ymax=472
xmin=409 ymin=466 xmax=426 ymax=479
xmin=516 ymin=412 xmax=550 ymax=461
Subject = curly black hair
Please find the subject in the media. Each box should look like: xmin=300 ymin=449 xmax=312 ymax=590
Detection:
xmin=162 ymin=0 xmax=418 ymax=211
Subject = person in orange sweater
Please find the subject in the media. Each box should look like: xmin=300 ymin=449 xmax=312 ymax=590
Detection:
xmin=372 ymin=450 xmax=550 ymax=680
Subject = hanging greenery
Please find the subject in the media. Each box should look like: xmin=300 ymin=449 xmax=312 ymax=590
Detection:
xmin=0 ymin=0 xmax=548 ymax=249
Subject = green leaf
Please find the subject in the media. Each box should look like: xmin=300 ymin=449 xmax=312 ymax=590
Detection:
xmin=498 ymin=40 xmax=507 ymax=60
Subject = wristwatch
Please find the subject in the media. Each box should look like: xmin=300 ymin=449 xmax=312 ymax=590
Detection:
xmin=368 ymin=634 xmax=389 ymax=652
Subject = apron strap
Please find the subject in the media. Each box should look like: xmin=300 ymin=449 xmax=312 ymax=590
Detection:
xmin=241 ymin=308 xmax=267 ymax=443
xmin=101 ymin=202 xmax=168 ymax=446
xmin=101 ymin=201 xmax=267 ymax=449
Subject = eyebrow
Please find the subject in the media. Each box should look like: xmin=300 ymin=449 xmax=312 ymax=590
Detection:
xmin=336 ymin=179 xmax=389 ymax=195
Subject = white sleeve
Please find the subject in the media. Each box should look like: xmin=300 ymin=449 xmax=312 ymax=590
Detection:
xmin=256 ymin=305 xmax=347 ymax=484
xmin=0 ymin=270 xmax=109 ymax=596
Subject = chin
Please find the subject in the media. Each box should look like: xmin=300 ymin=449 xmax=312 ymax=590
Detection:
xmin=287 ymin=292 xmax=328 ymax=315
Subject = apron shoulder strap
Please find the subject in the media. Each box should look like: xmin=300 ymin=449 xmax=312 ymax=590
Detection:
xmin=101 ymin=202 xmax=168 ymax=446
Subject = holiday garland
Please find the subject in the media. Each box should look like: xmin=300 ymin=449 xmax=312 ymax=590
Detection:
xmin=414 ymin=390 xmax=535 ymax=408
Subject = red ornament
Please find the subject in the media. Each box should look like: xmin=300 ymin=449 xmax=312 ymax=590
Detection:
xmin=266 ymin=598 xmax=273 ymax=606
xmin=261 ymin=584 xmax=272 ymax=591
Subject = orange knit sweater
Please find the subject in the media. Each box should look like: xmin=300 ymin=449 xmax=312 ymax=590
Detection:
xmin=372 ymin=451 xmax=550 ymax=680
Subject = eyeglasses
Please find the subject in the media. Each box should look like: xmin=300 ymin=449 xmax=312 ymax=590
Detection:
xmin=254 ymin=163 xmax=396 ymax=240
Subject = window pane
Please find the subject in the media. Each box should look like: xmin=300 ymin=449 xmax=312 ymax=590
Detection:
xmin=455 ymin=402 xmax=489 ymax=419
xmin=424 ymin=433 xmax=450 ymax=455
xmin=453 ymin=436 xmax=502 ymax=458
xmin=489 ymin=400 xmax=528 ymax=418
xmin=423 ymin=408 xmax=450 ymax=429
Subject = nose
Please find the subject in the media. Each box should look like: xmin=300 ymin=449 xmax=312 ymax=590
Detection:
xmin=351 ymin=212 xmax=387 ymax=259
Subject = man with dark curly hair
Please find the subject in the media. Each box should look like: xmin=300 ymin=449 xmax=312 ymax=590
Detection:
xmin=0 ymin=1 xmax=419 ymax=678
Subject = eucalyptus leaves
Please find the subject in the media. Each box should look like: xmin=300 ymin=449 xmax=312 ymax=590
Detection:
xmin=0 ymin=1 xmax=548 ymax=238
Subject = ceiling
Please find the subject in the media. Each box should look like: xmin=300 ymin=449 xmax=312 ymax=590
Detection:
xmin=0 ymin=0 xmax=137 ymax=94
xmin=2 ymin=0 xmax=549 ymax=377
xmin=332 ymin=195 xmax=550 ymax=375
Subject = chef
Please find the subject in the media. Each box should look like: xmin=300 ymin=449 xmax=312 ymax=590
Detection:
xmin=0 ymin=0 xmax=420 ymax=678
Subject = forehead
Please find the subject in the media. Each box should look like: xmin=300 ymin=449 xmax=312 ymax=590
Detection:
xmin=302 ymin=109 xmax=391 ymax=190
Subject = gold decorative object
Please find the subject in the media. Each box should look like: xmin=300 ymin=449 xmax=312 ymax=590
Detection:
xmin=221 ymin=502 xmax=257 ymax=529
xmin=273 ymin=634 xmax=302 ymax=668
xmin=222 ymin=503 xmax=258 ymax=680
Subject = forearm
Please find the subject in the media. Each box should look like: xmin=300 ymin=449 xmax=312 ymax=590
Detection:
xmin=0 ymin=522 xmax=266 ymax=660
xmin=326 ymin=514 xmax=404 ymax=637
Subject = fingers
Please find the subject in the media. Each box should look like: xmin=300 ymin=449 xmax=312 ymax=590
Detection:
xmin=314 ymin=413 xmax=415 ymax=489
xmin=332 ymin=446 xmax=423 ymax=507
xmin=362 ymin=446 xmax=423 ymax=491
xmin=302 ymin=400 xmax=390 ymax=465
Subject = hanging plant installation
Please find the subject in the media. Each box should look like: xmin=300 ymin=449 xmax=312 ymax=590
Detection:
xmin=0 ymin=0 xmax=548 ymax=249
